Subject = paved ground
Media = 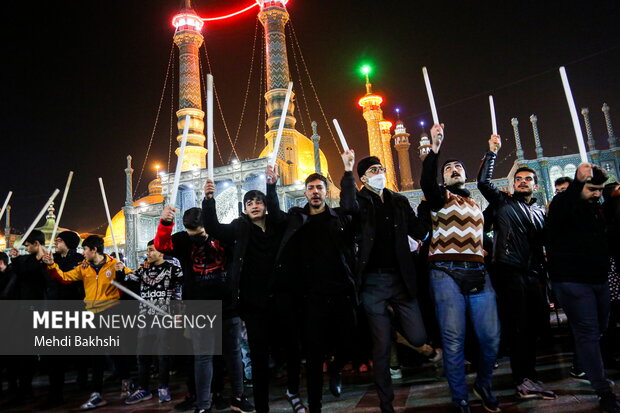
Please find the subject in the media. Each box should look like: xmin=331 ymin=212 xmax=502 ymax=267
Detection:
xmin=1 ymin=327 xmax=618 ymax=412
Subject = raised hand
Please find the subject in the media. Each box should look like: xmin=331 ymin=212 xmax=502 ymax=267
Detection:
xmin=430 ymin=123 xmax=445 ymax=154
xmin=37 ymin=245 xmax=49 ymax=261
xmin=576 ymin=163 xmax=594 ymax=182
xmin=9 ymin=248 xmax=19 ymax=258
xmin=161 ymin=205 xmax=177 ymax=223
xmin=265 ymin=164 xmax=279 ymax=185
xmin=341 ymin=149 xmax=355 ymax=172
xmin=489 ymin=134 xmax=501 ymax=153
xmin=204 ymin=179 xmax=215 ymax=200
xmin=42 ymin=252 xmax=54 ymax=265
xmin=114 ymin=261 xmax=125 ymax=272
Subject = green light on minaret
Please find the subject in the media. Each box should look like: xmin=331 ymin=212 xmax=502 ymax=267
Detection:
xmin=360 ymin=64 xmax=373 ymax=93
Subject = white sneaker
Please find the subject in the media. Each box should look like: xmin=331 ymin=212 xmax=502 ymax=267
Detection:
xmin=390 ymin=368 xmax=402 ymax=380
xmin=80 ymin=392 xmax=108 ymax=411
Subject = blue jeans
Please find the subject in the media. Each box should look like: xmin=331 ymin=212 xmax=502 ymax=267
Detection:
xmin=430 ymin=262 xmax=500 ymax=403
xmin=552 ymin=281 xmax=611 ymax=395
xmin=192 ymin=316 xmax=244 ymax=409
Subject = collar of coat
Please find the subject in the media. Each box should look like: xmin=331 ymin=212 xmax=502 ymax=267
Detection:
xmin=289 ymin=202 xmax=338 ymax=218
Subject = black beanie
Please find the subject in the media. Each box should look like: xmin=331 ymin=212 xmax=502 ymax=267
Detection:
xmin=357 ymin=156 xmax=382 ymax=178
xmin=57 ymin=231 xmax=81 ymax=250
xmin=441 ymin=159 xmax=466 ymax=181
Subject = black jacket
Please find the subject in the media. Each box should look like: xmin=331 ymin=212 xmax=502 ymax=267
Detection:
xmin=339 ymin=172 xmax=428 ymax=299
xmin=546 ymin=179 xmax=608 ymax=283
xmin=11 ymin=254 xmax=48 ymax=300
xmin=46 ymin=250 xmax=86 ymax=300
xmin=477 ymin=151 xmax=546 ymax=273
xmin=266 ymin=176 xmax=358 ymax=302
xmin=202 ymin=197 xmax=286 ymax=308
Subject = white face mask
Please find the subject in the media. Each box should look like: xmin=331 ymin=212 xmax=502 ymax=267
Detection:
xmin=366 ymin=173 xmax=386 ymax=191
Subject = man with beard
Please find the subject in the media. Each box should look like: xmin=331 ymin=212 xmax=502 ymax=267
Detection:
xmin=266 ymin=165 xmax=357 ymax=413
xmin=547 ymin=164 xmax=620 ymax=413
xmin=478 ymin=135 xmax=555 ymax=400
xmin=202 ymin=178 xmax=302 ymax=413
xmin=420 ymin=124 xmax=500 ymax=413
xmin=338 ymin=152 xmax=431 ymax=413
xmin=154 ymin=207 xmax=254 ymax=413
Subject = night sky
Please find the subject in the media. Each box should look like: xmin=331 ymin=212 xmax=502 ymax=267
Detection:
xmin=2 ymin=0 xmax=619 ymax=234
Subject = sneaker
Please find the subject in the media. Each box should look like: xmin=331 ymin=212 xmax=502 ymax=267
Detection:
xmin=570 ymin=366 xmax=588 ymax=381
xmin=329 ymin=372 xmax=342 ymax=397
xmin=230 ymin=395 xmax=255 ymax=413
xmin=125 ymin=388 xmax=153 ymax=405
xmin=473 ymin=383 xmax=501 ymax=413
xmin=599 ymin=392 xmax=620 ymax=413
xmin=120 ymin=379 xmax=133 ymax=399
xmin=454 ymin=399 xmax=472 ymax=413
xmin=212 ymin=393 xmax=228 ymax=410
xmin=159 ymin=386 xmax=171 ymax=403
xmin=390 ymin=367 xmax=402 ymax=380
xmin=285 ymin=392 xmax=307 ymax=413
xmin=80 ymin=392 xmax=108 ymax=411
xmin=429 ymin=348 xmax=443 ymax=367
xmin=175 ymin=394 xmax=197 ymax=411
xmin=516 ymin=378 xmax=557 ymax=400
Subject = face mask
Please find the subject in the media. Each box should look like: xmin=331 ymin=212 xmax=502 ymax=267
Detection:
xmin=366 ymin=173 xmax=386 ymax=191
xmin=189 ymin=234 xmax=207 ymax=244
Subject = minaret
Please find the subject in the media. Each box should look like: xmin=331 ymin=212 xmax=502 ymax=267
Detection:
xmin=4 ymin=205 xmax=10 ymax=248
xmin=311 ymin=121 xmax=321 ymax=174
xmin=530 ymin=115 xmax=544 ymax=158
xmin=379 ymin=120 xmax=398 ymax=191
xmin=418 ymin=132 xmax=432 ymax=161
xmin=511 ymin=118 xmax=525 ymax=161
xmin=172 ymin=0 xmax=207 ymax=171
xmin=580 ymin=108 xmax=597 ymax=152
xmin=358 ymin=70 xmax=396 ymax=190
xmin=393 ymin=117 xmax=414 ymax=191
xmin=124 ymin=155 xmax=137 ymax=269
xmin=602 ymin=103 xmax=618 ymax=149
xmin=257 ymin=0 xmax=327 ymax=184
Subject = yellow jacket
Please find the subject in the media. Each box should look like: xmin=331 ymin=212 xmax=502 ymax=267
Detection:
xmin=47 ymin=255 xmax=133 ymax=312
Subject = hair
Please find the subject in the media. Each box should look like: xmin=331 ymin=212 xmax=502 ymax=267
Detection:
xmin=554 ymin=176 xmax=573 ymax=187
xmin=589 ymin=165 xmax=609 ymax=186
xmin=182 ymin=207 xmax=202 ymax=230
xmin=304 ymin=173 xmax=328 ymax=188
xmin=515 ymin=167 xmax=538 ymax=184
xmin=243 ymin=190 xmax=266 ymax=206
xmin=0 ymin=252 xmax=8 ymax=266
xmin=24 ymin=229 xmax=45 ymax=246
xmin=147 ymin=239 xmax=155 ymax=247
xmin=82 ymin=235 xmax=105 ymax=255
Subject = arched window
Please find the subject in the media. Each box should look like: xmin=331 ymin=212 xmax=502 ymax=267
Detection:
xmin=564 ymin=164 xmax=576 ymax=178
xmin=549 ymin=166 xmax=563 ymax=185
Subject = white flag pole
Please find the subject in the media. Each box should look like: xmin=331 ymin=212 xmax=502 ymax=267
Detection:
xmin=489 ymin=95 xmax=498 ymax=136
xmin=170 ymin=114 xmax=191 ymax=207
xmin=48 ymin=171 xmax=74 ymax=249
xmin=269 ymin=82 xmax=294 ymax=167
xmin=422 ymin=67 xmax=440 ymax=126
xmin=332 ymin=119 xmax=350 ymax=152
xmin=559 ymin=66 xmax=589 ymax=164
xmin=0 ymin=191 xmax=12 ymax=223
xmin=111 ymin=280 xmax=170 ymax=317
xmin=98 ymin=178 xmax=119 ymax=260
xmin=17 ymin=189 xmax=60 ymax=248
xmin=207 ymin=74 xmax=214 ymax=181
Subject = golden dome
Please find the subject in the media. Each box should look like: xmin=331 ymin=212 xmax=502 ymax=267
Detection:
xmin=104 ymin=178 xmax=164 ymax=246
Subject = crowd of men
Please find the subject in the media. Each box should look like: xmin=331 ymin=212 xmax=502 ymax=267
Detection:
xmin=0 ymin=124 xmax=619 ymax=413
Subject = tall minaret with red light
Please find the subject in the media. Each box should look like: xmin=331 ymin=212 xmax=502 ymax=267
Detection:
xmin=358 ymin=66 xmax=397 ymax=191
xmin=393 ymin=109 xmax=414 ymax=190
xmin=172 ymin=0 xmax=207 ymax=171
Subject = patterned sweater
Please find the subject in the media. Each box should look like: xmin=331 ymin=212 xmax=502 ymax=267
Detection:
xmin=429 ymin=191 xmax=484 ymax=263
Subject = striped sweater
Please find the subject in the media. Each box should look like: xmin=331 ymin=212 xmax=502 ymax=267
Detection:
xmin=429 ymin=190 xmax=484 ymax=263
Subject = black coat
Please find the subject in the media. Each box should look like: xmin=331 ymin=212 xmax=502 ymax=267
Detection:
xmin=46 ymin=251 xmax=86 ymax=300
xmin=339 ymin=172 xmax=429 ymax=299
xmin=11 ymin=254 xmax=48 ymax=300
xmin=265 ymin=176 xmax=358 ymax=302
xmin=546 ymin=179 xmax=608 ymax=283
xmin=202 ymin=197 xmax=285 ymax=308
xmin=477 ymin=151 xmax=546 ymax=273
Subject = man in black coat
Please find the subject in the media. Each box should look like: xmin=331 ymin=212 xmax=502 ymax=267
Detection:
xmin=266 ymin=163 xmax=357 ymax=413
xmin=477 ymin=135 xmax=555 ymax=400
xmin=202 ymin=177 xmax=299 ymax=413
xmin=547 ymin=163 xmax=620 ymax=413
xmin=339 ymin=151 xmax=429 ymax=413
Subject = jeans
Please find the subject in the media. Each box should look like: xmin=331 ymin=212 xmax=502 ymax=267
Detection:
xmin=362 ymin=270 xmax=427 ymax=413
xmin=552 ymin=281 xmax=612 ymax=395
xmin=193 ymin=316 xmax=244 ymax=409
xmin=494 ymin=263 xmax=549 ymax=384
xmin=430 ymin=261 xmax=500 ymax=403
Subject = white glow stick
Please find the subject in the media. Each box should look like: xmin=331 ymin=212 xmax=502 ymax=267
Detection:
xmin=422 ymin=67 xmax=440 ymax=125
xmin=170 ymin=114 xmax=191 ymax=206
xmin=270 ymin=82 xmax=294 ymax=167
xmin=18 ymin=189 xmax=60 ymax=248
xmin=111 ymin=280 xmax=170 ymax=317
xmin=559 ymin=66 xmax=589 ymax=164
xmin=207 ymin=74 xmax=214 ymax=181
xmin=489 ymin=95 xmax=498 ymax=136
xmin=332 ymin=119 xmax=350 ymax=152
xmin=98 ymin=178 xmax=119 ymax=260
xmin=0 ymin=191 xmax=12 ymax=223
xmin=48 ymin=171 xmax=74 ymax=249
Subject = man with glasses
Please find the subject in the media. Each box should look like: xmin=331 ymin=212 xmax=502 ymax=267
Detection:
xmin=478 ymin=135 xmax=556 ymax=400
xmin=554 ymin=177 xmax=572 ymax=195
xmin=339 ymin=152 xmax=430 ymax=413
